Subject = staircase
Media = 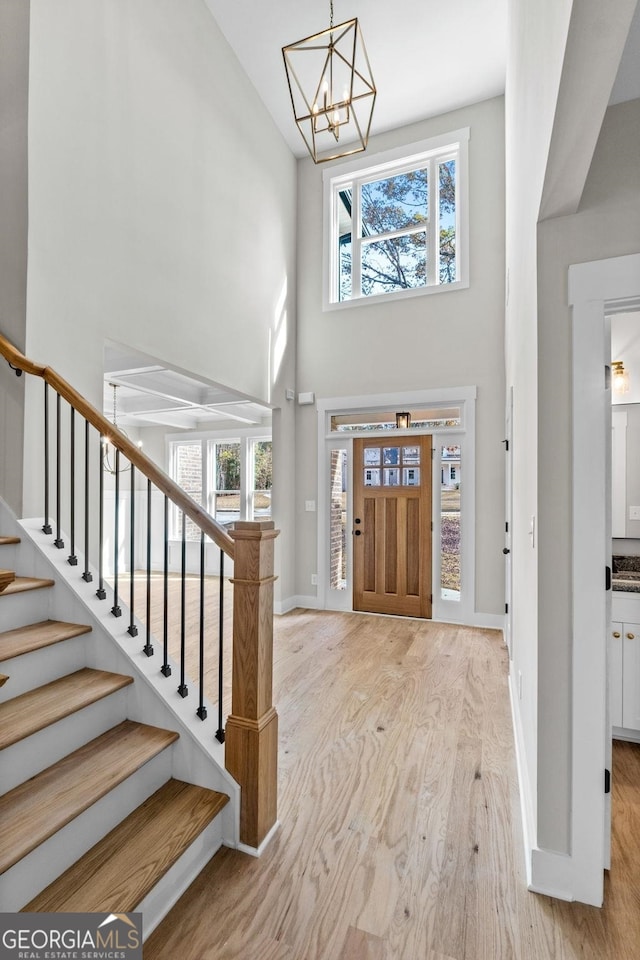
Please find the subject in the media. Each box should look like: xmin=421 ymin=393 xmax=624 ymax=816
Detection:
xmin=0 ymin=527 xmax=229 ymax=933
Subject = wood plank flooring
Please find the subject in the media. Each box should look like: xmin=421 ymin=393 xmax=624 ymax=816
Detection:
xmin=143 ymin=609 xmax=640 ymax=960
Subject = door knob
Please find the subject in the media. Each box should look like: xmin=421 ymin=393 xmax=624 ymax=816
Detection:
xmin=355 ymin=518 xmax=361 ymax=524
xmin=354 ymin=529 xmax=362 ymax=536
xmin=503 ymin=547 xmax=510 ymax=555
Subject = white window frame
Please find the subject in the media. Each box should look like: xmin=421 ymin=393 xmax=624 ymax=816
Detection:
xmin=167 ymin=427 xmax=272 ymax=539
xmin=323 ymin=128 xmax=470 ymax=310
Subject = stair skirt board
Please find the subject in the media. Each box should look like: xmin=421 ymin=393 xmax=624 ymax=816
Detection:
xmin=0 ymin=689 xmax=131 ymax=795
xmin=1 ymin=747 xmax=174 ymax=912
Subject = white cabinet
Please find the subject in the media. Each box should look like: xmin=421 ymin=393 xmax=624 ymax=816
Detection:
xmin=610 ymin=618 xmax=640 ymax=736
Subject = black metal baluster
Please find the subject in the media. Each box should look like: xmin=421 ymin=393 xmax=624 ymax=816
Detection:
xmin=68 ymin=408 xmax=77 ymax=565
xmin=82 ymin=420 xmax=93 ymax=582
xmin=54 ymin=392 xmax=64 ymax=549
xmin=161 ymin=496 xmax=171 ymax=677
xmin=111 ymin=448 xmax=122 ymax=617
xmin=197 ymin=531 xmax=207 ymax=721
xmin=178 ymin=514 xmax=188 ymax=698
xmin=42 ymin=384 xmax=52 ymax=534
xmin=143 ymin=479 xmax=154 ymax=657
xmin=216 ymin=548 xmax=225 ymax=743
xmin=96 ymin=435 xmax=106 ymax=599
xmin=127 ymin=464 xmax=138 ymax=636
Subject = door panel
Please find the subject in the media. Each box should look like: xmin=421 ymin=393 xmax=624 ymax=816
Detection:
xmin=353 ymin=436 xmax=432 ymax=618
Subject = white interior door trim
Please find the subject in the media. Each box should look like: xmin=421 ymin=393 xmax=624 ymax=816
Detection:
xmin=568 ymin=252 xmax=640 ymax=906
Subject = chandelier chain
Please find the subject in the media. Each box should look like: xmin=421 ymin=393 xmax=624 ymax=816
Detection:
xmin=330 ymin=0 xmax=334 ymax=28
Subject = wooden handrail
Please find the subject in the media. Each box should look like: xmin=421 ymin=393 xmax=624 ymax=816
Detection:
xmin=0 ymin=333 xmax=235 ymax=559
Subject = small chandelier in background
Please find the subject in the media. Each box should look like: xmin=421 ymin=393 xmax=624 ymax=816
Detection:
xmin=396 ymin=412 xmax=411 ymax=430
xmin=103 ymin=382 xmax=141 ymax=474
xmin=282 ymin=0 xmax=376 ymax=164
xmin=612 ymin=361 xmax=630 ymax=396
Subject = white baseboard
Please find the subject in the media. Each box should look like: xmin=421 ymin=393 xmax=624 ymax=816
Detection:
xmin=509 ymin=670 xmax=578 ymax=902
xmin=470 ymin=611 xmax=505 ymax=630
xmin=236 ymin=820 xmax=281 ymax=858
xmin=509 ymin=670 xmax=535 ymax=891
xmin=275 ymin=595 xmax=321 ymax=615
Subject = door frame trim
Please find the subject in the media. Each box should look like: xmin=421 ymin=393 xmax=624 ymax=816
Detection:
xmin=566 ymin=252 xmax=640 ymax=906
xmin=316 ymin=386 xmax=477 ymax=619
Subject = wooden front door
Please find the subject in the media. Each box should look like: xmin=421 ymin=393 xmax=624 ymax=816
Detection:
xmin=353 ymin=436 xmax=432 ymax=618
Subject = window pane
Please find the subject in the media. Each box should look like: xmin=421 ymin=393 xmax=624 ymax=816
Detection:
xmin=214 ymin=492 xmax=240 ymax=525
xmin=440 ymin=444 xmax=461 ymax=601
xmin=252 ymin=440 xmax=272 ymax=519
xmin=330 ymin=449 xmax=347 ymax=590
xmin=338 ymin=189 xmax=352 ymax=301
xmin=215 ymin=443 xmax=240 ymax=491
xmin=173 ymin=442 xmax=203 ymax=540
xmin=361 ymin=169 xmax=428 ymax=236
xmin=439 ymin=159 xmax=456 ymax=284
xmin=214 ymin=442 xmax=240 ymax=525
xmin=361 ymin=232 xmax=426 ymax=296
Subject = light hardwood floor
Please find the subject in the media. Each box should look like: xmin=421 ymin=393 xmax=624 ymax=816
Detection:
xmin=140 ymin=607 xmax=640 ymax=960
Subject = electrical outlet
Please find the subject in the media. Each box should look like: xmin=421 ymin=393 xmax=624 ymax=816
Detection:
xmin=311 ymin=574 xmax=318 ymax=586
xmin=305 ymin=500 xmax=316 ymax=512
xmin=630 ymin=506 xmax=640 ymax=520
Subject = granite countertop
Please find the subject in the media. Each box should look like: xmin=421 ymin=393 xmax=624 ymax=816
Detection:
xmin=612 ymin=555 xmax=640 ymax=592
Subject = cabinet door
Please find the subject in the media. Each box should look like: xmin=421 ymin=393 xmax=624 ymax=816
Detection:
xmin=622 ymin=622 xmax=640 ymax=732
xmin=611 ymin=621 xmax=623 ymax=728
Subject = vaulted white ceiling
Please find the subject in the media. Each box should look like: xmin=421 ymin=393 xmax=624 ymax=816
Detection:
xmin=202 ymin=0 xmax=509 ymax=157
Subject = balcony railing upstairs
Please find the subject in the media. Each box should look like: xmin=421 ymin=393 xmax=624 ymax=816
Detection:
xmin=0 ymin=332 xmax=278 ymax=850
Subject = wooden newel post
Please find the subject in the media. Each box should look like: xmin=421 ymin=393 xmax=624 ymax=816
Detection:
xmin=225 ymin=520 xmax=279 ymax=849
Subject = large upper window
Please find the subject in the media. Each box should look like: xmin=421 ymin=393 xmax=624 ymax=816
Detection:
xmin=324 ymin=129 xmax=469 ymax=308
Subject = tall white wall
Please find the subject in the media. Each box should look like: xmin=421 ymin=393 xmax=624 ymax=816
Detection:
xmin=0 ymin=0 xmax=30 ymax=514
xmin=22 ymin=0 xmax=297 ymax=600
xmin=295 ymin=97 xmax=506 ymax=616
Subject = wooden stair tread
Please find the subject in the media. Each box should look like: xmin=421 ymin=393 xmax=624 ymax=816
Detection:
xmin=0 ymin=569 xmax=16 ymax=592
xmin=0 ymin=619 xmax=92 ymax=663
xmin=0 ymin=536 xmax=20 ymax=545
xmin=0 ymin=576 xmax=55 ymax=596
xmin=0 ymin=668 xmax=134 ymax=750
xmin=25 ymin=779 xmax=229 ymax=912
xmin=0 ymin=719 xmax=179 ymax=874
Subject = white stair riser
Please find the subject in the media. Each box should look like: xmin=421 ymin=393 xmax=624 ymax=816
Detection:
xmin=0 ymin=634 xmax=89 ymax=702
xmin=1 ymin=747 xmax=175 ymax=912
xmin=0 ymin=546 xmax=19 ymax=569
xmin=0 ymin=590 xmax=53 ymax=631
xmin=137 ymin=817 xmax=225 ymax=940
xmin=0 ymin=688 xmax=131 ymax=794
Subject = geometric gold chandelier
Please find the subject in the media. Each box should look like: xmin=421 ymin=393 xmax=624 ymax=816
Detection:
xmin=282 ymin=1 xmax=376 ymax=163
